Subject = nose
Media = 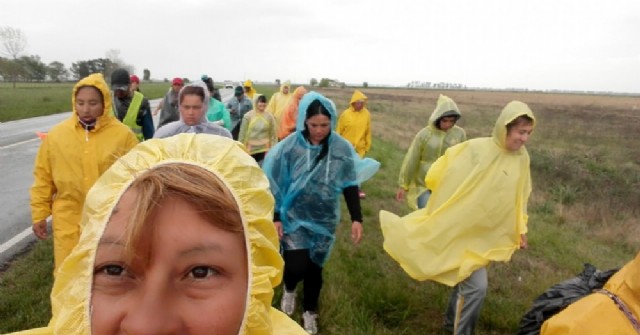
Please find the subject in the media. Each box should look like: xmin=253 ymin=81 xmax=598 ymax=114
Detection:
xmin=120 ymin=285 xmax=182 ymax=334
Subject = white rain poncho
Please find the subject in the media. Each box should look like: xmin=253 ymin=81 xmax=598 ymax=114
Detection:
xmin=262 ymin=92 xmax=379 ymax=266
xmin=154 ymin=80 xmax=232 ymax=139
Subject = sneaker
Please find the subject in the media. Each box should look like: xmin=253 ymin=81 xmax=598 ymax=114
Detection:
xmin=302 ymin=311 xmax=319 ymax=334
xmin=358 ymin=190 xmax=366 ymax=199
xmin=280 ymin=289 xmax=296 ymax=316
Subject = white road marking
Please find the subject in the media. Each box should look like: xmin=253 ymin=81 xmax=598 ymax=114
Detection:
xmin=0 ymin=227 xmax=32 ymax=254
xmin=0 ymin=137 xmax=39 ymax=150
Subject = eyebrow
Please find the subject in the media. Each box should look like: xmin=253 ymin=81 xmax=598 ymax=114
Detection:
xmin=97 ymin=236 xmax=125 ymax=247
xmin=179 ymin=243 xmax=225 ymax=258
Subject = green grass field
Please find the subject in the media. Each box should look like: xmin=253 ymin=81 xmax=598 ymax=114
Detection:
xmin=1 ymin=85 xmax=638 ymax=334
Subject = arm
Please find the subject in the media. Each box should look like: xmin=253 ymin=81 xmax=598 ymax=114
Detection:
xmin=221 ymin=104 xmax=232 ymax=130
xmin=30 ymin=139 xmax=56 ymax=232
xmin=238 ymin=114 xmax=250 ymax=146
xmin=397 ymin=132 xmax=424 ymax=200
xmin=270 ymin=115 xmax=278 ymax=148
xmin=152 ymin=99 xmax=164 ymax=116
xmin=343 ymin=185 xmax=363 ymax=245
xmin=365 ymin=113 xmax=372 ymax=153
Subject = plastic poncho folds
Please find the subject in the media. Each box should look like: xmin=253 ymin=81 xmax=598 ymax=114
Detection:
xmin=278 ymin=86 xmax=307 ymax=140
xmin=206 ymin=96 xmax=232 ymax=130
xmin=262 ymin=92 xmax=380 ymax=266
xmin=11 ymin=134 xmax=307 ymax=335
xmin=238 ymin=94 xmax=278 ymax=155
xmin=380 ymin=101 xmax=535 ymax=286
xmin=398 ymin=95 xmax=467 ymax=210
xmin=266 ymin=81 xmax=292 ymax=127
xmin=154 ymin=80 xmax=232 ymax=139
xmin=244 ymin=79 xmax=257 ymax=100
xmin=337 ymin=89 xmax=372 ymax=158
xmin=29 ymin=73 xmax=139 ymax=272
xmin=541 ymin=252 xmax=640 ymax=335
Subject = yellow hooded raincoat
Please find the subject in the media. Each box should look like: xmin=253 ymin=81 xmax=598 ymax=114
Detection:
xmin=541 ymin=252 xmax=640 ymax=334
xmin=266 ymin=81 xmax=292 ymax=126
xmin=337 ymin=90 xmax=371 ymax=158
xmin=12 ymin=134 xmax=305 ymax=335
xmin=244 ymin=80 xmax=257 ymax=100
xmin=397 ymin=94 xmax=466 ymax=210
xmin=30 ymin=73 xmax=138 ymax=272
xmin=380 ymin=101 xmax=535 ymax=286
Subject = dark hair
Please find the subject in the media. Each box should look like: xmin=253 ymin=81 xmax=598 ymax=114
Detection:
xmin=256 ymin=95 xmax=267 ymax=104
xmin=203 ymin=77 xmax=214 ymax=94
xmin=506 ymin=115 xmax=534 ymax=132
xmin=435 ymin=112 xmax=460 ymax=130
xmin=302 ymin=99 xmax=331 ymax=167
xmin=179 ymin=85 xmax=205 ymax=104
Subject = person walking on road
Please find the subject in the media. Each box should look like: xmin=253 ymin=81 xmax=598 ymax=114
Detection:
xmin=238 ymin=94 xmax=277 ymax=165
xmin=381 ymin=101 xmax=536 ymax=335
xmin=337 ymin=89 xmax=372 ymax=198
xmin=396 ymin=94 xmax=466 ymax=210
xmin=226 ymin=85 xmax=253 ymax=140
xmin=30 ymin=73 xmax=138 ymax=273
xmin=110 ymin=68 xmax=154 ymax=140
xmin=153 ymin=77 xmax=184 ymax=129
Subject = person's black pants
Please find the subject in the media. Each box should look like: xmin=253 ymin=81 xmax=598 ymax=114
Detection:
xmin=283 ymin=249 xmax=323 ymax=312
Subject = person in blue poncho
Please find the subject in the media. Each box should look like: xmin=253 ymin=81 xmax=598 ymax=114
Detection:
xmin=262 ymin=91 xmax=379 ymax=335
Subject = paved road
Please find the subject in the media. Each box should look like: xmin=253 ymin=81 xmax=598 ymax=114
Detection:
xmin=0 ymin=88 xmax=234 ymax=265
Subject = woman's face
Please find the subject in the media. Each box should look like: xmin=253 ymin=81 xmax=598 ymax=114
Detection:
xmin=305 ymin=113 xmax=331 ymax=145
xmin=180 ymin=94 xmax=205 ymax=126
xmin=257 ymin=100 xmax=267 ymax=112
xmin=91 ymin=190 xmax=248 ymax=335
xmin=505 ymin=122 xmax=534 ymax=151
xmin=75 ymin=87 xmax=104 ymax=123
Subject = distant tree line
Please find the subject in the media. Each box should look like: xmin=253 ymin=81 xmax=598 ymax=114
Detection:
xmin=0 ymin=26 xmax=140 ymax=86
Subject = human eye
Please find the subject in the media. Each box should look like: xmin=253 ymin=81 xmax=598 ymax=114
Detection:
xmin=187 ymin=266 xmax=221 ymax=280
xmin=94 ymin=263 xmax=129 ymax=278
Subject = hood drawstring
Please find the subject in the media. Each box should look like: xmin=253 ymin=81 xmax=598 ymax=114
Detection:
xmin=78 ymin=119 xmax=96 ymax=142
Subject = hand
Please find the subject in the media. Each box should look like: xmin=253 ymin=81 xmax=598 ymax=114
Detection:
xmin=351 ymin=221 xmax=363 ymax=245
xmin=520 ymin=234 xmax=528 ymax=249
xmin=32 ymin=220 xmax=48 ymax=239
xmin=395 ymin=188 xmax=405 ymax=202
xmin=274 ymin=221 xmax=283 ymax=240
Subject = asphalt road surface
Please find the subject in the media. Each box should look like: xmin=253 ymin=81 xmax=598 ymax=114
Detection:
xmin=0 ymin=88 xmax=234 ymax=266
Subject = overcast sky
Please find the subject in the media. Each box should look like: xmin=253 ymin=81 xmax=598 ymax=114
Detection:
xmin=2 ymin=0 xmax=639 ymax=93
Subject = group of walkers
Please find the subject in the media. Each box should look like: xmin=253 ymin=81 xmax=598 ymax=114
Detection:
xmin=17 ymin=70 xmax=628 ymax=335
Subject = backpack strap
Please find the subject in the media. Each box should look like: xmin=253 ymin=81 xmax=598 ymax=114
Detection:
xmin=596 ymin=288 xmax=640 ymax=334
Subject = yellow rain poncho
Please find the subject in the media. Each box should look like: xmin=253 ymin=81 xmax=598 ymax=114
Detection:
xmin=337 ymin=90 xmax=371 ymax=158
xmin=12 ymin=134 xmax=305 ymax=335
xmin=397 ymin=95 xmax=466 ymax=210
xmin=244 ymin=79 xmax=257 ymax=100
xmin=266 ymin=81 xmax=292 ymax=126
xmin=380 ymin=101 xmax=535 ymax=286
xmin=238 ymin=94 xmax=278 ymax=155
xmin=541 ymin=252 xmax=640 ymax=334
xmin=30 ymin=73 xmax=138 ymax=272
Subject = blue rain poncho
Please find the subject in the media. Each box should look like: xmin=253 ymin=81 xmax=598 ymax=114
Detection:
xmin=262 ymin=92 xmax=379 ymax=266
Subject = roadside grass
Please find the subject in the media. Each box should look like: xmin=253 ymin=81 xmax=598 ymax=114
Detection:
xmin=0 ymin=82 xmax=169 ymax=122
xmin=1 ymin=86 xmax=639 ymax=334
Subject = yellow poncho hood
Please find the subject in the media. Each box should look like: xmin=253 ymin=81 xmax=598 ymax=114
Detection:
xmin=349 ymin=89 xmax=368 ymax=106
xmin=72 ymin=73 xmax=118 ymax=129
xmin=381 ymin=101 xmax=535 ymax=286
xmin=244 ymin=80 xmax=257 ymax=99
xmin=14 ymin=134 xmax=305 ymax=334
xmin=541 ymin=252 xmax=640 ymax=334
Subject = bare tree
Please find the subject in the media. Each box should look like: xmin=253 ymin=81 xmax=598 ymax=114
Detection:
xmin=0 ymin=26 xmax=27 ymax=59
xmin=0 ymin=27 xmax=27 ymax=87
